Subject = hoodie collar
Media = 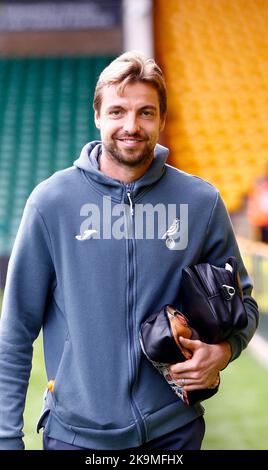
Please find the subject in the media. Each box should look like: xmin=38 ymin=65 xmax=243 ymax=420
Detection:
xmin=73 ymin=140 xmax=169 ymax=200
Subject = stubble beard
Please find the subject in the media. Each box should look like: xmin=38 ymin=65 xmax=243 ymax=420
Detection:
xmin=104 ymin=138 xmax=154 ymax=168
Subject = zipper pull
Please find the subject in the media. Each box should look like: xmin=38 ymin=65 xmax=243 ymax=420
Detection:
xmin=126 ymin=190 xmax=134 ymax=216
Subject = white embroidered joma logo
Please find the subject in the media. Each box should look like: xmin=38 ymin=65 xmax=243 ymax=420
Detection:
xmin=75 ymin=229 xmax=98 ymax=241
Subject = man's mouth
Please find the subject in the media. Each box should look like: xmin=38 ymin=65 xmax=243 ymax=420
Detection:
xmin=116 ymin=137 xmax=144 ymax=142
xmin=116 ymin=137 xmax=145 ymax=147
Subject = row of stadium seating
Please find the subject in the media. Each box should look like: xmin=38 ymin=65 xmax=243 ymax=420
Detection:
xmin=0 ymin=56 xmax=114 ymax=255
xmin=154 ymin=0 xmax=268 ymax=212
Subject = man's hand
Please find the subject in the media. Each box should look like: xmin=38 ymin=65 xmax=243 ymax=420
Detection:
xmin=169 ymin=337 xmax=232 ymax=391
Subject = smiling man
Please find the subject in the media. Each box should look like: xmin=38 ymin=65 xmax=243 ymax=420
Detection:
xmin=95 ymin=81 xmax=165 ymax=181
xmin=0 ymin=52 xmax=258 ymax=451
xmin=94 ymin=58 xmax=166 ymax=185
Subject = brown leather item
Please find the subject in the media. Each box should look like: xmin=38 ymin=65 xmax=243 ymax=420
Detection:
xmin=166 ymin=305 xmax=220 ymax=389
xmin=165 ymin=305 xmax=197 ymax=360
xmin=166 ymin=305 xmax=220 ymax=388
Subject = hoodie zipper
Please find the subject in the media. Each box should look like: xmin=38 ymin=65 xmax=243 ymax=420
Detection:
xmin=126 ymin=190 xmax=134 ymax=217
xmin=124 ymin=184 xmax=147 ymax=444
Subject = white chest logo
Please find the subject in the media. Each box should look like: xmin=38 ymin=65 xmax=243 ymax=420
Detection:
xmin=161 ymin=218 xmax=180 ymax=249
xmin=75 ymin=229 xmax=98 ymax=241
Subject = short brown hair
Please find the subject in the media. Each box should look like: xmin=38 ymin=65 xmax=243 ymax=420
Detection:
xmin=93 ymin=51 xmax=167 ymax=118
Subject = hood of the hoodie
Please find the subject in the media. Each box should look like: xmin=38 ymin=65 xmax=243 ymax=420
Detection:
xmin=73 ymin=141 xmax=169 ymax=199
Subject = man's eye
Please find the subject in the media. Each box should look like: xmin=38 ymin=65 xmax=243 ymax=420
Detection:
xmin=110 ymin=110 xmax=122 ymax=116
xmin=141 ymin=110 xmax=154 ymax=117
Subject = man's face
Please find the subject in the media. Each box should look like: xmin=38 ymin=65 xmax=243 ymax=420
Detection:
xmin=94 ymin=82 xmax=165 ymax=168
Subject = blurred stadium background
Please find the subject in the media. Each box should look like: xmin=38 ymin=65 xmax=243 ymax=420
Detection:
xmin=0 ymin=0 xmax=268 ymax=449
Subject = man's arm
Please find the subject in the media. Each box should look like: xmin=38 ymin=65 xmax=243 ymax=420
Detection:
xmin=170 ymin=191 xmax=259 ymax=390
xmin=198 ymin=191 xmax=259 ymax=361
xmin=0 ymin=199 xmax=55 ymax=450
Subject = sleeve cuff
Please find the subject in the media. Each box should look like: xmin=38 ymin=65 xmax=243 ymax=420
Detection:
xmin=227 ymin=335 xmax=243 ymax=362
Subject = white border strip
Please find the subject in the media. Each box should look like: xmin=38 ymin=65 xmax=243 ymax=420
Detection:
xmin=123 ymin=0 xmax=153 ymax=57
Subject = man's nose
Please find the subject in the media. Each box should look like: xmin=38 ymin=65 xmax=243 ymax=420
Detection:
xmin=123 ymin=113 xmax=140 ymax=134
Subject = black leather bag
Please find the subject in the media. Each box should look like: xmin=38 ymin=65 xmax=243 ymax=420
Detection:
xmin=139 ymin=257 xmax=247 ymax=406
xmin=179 ymin=256 xmax=248 ymax=344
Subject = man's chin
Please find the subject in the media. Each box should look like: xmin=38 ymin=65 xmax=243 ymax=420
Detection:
xmin=106 ymin=146 xmax=152 ymax=168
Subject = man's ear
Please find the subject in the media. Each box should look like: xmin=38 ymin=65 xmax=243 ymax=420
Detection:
xmin=94 ymin=110 xmax=100 ymax=129
xmin=160 ymin=113 xmax=167 ymax=133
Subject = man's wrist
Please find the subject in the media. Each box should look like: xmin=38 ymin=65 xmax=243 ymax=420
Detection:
xmin=216 ymin=340 xmax=232 ymax=370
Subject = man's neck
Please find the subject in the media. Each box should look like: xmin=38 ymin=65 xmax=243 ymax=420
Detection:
xmin=99 ymin=152 xmax=153 ymax=183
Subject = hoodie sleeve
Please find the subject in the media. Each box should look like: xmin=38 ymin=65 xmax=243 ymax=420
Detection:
xmin=201 ymin=191 xmax=259 ymax=362
xmin=0 ymin=198 xmax=55 ymax=450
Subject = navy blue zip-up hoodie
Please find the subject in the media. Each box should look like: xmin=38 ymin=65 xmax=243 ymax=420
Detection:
xmin=0 ymin=142 xmax=258 ymax=450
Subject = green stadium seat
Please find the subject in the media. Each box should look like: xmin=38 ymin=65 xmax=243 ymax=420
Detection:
xmin=0 ymin=56 xmax=114 ymax=255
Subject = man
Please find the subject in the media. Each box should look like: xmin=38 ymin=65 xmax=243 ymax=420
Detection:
xmin=0 ymin=52 xmax=258 ymax=450
xmin=247 ymin=166 xmax=268 ymax=243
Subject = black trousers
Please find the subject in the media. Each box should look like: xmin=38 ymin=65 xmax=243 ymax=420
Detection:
xmin=43 ymin=415 xmax=205 ymax=451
